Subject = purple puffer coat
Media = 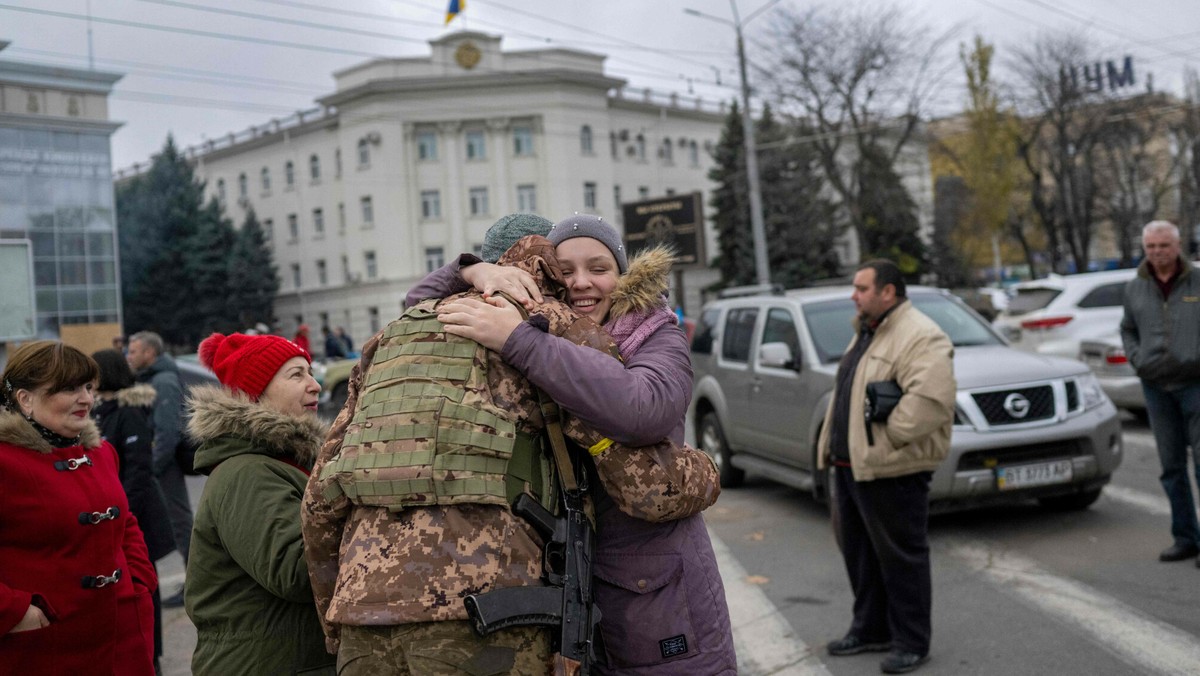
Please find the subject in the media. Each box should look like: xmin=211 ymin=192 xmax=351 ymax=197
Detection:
xmin=503 ymin=319 xmax=736 ymax=675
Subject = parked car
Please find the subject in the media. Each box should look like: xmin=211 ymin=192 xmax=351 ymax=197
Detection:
xmin=318 ymin=357 xmax=356 ymax=414
xmin=690 ymin=286 xmax=1123 ymax=511
xmin=1078 ymin=334 xmax=1145 ymax=415
xmin=992 ymin=269 xmax=1136 ymax=360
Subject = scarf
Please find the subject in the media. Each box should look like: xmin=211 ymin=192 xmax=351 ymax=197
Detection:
xmin=605 ymin=303 xmax=678 ymax=358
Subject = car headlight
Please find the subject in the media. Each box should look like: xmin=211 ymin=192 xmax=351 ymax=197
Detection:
xmin=1077 ymin=373 xmax=1107 ymax=410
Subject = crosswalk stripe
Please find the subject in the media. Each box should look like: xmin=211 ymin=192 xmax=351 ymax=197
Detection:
xmin=949 ymin=538 xmax=1200 ymax=675
xmin=709 ymin=529 xmax=832 ymax=676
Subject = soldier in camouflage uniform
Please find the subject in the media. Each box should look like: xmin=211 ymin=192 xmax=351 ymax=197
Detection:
xmin=301 ymin=236 xmax=718 ymax=675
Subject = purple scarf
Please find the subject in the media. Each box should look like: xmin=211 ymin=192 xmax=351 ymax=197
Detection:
xmin=605 ymin=303 xmax=677 ymax=358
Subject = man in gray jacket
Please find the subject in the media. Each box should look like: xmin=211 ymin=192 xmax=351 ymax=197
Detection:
xmin=128 ymin=331 xmax=194 ymax=605
xmin=817 ymin=260 xmax=956 ymax=674
xmin=1120 ymin=221 xmax=1200 ymax=564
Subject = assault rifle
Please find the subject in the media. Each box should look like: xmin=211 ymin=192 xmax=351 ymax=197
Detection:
xmin=464 ymin=483 xmax=601 ymax=674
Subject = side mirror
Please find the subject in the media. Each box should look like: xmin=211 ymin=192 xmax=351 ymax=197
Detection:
xmin=759 ymin=342 xmax=800 ymax=372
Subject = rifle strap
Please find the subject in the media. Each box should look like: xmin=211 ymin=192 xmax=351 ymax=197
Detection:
xmin=494 ymin=292 xmax=580 ymax=497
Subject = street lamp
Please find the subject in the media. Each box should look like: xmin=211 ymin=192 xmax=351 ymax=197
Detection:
xmin=685 ymin=0 xmax=783 ymax=288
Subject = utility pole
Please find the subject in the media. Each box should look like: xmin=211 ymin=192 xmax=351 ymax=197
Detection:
xmin=686 ymin=0 xmax=782 ymax=287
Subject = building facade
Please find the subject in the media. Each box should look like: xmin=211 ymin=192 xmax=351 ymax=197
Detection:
xmin=179 ymin=32 xmax=726 ymax=350
xmin=0 ymin=41 xmax=123 ymax=351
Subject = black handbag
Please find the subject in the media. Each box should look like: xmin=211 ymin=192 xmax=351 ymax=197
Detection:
xmin=864 ymin=380 xmax=903 ymax=423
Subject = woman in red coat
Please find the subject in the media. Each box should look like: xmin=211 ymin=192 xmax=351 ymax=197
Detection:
xmin=0 ymin=341 xmax=157 ymax=675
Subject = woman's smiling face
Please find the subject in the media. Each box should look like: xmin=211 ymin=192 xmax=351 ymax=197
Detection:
xmin=556 ymin=237 xmax=620 ymax=322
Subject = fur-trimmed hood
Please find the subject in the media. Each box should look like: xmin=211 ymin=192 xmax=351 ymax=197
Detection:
xmin=105 ymin=383 xmax=156 ymax=409
xmin=0 ymin=408 xmax=103 ymax=454
xmin=609 ymin=243 xmax=675 ymax=320
xmin=186 ymin=385 xmax=326 ymax=471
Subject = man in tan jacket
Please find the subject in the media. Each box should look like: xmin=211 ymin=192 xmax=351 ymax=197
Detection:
xmin=816 ymin=260 xmax=956 ymax=675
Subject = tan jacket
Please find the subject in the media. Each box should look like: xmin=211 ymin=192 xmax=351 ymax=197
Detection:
xmin=817 ymin=300 xmax=956 ymax=481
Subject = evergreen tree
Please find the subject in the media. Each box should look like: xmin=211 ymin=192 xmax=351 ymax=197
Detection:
xmin=188 ymin=199 xmax=240 ymax=338
xmin=707 ymin=101 xmax=755 ymax=288
xmin=855 ymin=143 xmax=926 ymax=279
xmin=228 ymin=209 xmax=280 ymax=331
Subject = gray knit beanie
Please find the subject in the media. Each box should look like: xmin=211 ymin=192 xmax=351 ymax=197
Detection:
xmin=480 ymin=213 xmax=555 ymax=263
xmin=547 ymin=213 xmax=628 ymax=273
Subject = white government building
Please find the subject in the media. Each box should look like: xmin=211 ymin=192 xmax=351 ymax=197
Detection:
xmin=153 ymin=31 xmax=730 ymax=350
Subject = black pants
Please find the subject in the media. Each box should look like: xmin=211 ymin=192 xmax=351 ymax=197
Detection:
xmin=834 ymin=466 xmax=933 ymax=655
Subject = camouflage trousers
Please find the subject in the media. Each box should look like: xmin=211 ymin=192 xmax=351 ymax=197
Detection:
xmin=336 ymin=620 xmax=552 ymax=676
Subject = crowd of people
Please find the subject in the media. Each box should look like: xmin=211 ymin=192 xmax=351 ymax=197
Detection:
xmin=1 ymin=214 xmax=1195 ymax=676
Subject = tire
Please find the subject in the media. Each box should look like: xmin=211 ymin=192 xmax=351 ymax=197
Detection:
xmin=699 ymin=412 xmax=744 ymax=488
xmin=1038 ymin=487 xmax=1103 ymax=511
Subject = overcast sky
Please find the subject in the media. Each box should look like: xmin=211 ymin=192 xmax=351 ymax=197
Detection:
xmin=3 ymin=0 xmax=1198 ymax=170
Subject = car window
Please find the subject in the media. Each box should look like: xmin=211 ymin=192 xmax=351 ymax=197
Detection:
xmin=720 ymin=307 xmax=758 ymax=362
xmin=761 ymin=308 xmax=799 ymax=358
xmin=804 ymin=293 xmax=1002 ymax=363
xmin=1077 ymin=282 xmax=1125 ymax=308
xmin=1006 ymin=287 xmax=1062 ymax=315
xmin=691 ymin=308 xmax=721 ymax=355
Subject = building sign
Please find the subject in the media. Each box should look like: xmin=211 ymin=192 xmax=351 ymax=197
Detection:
xmin=1061 ymin=55 xmax=1135 ymax=93
xmin=0 ymin=148 xmax=110 ymax=178
xmin=622 ymin=192 xmax=706 ymax=269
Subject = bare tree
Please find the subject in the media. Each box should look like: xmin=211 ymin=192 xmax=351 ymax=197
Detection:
xmin=756 ymin=3 xmax=953 ymax=258
xmin=1175 ymin=69 xmax=1200 ymax=258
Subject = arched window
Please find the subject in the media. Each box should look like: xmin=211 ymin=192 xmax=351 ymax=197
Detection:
xmin=635 ymin=134 xmax=646 ymax=161
xmin=310 ymin=154 xmax=321 ymax=181
xmin=357 ymin=139 xmax=370 ymax=166
xmin=689 ymin=141 xmax=699 ymax=167
xmin=661 ymin=139 xmax=673 ymax=163
xmin=261 ymin=166 xmax=271 ymax=191
xmin=238 ymin=172 xmax=247 ymax=199
xmin=285 ymin=161 xmax=295 ymax=187
xmin=580 ymin=125 xmax=593 ymax=154
xmin=216 ymin=178 xmax=226 ymax=202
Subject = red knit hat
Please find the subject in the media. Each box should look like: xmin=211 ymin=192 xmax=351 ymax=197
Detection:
xmin=198 ymin=332 xmax=311 ymax=400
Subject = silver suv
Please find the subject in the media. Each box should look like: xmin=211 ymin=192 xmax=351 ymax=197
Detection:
xmin=690 ymin=286 xmax=1123 ymax=511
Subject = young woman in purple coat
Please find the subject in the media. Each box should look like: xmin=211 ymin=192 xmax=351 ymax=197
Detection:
xmin=431 ymin=214 xmax=737 ymax=675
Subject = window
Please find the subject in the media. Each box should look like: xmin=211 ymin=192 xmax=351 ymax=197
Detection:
xmin=263 ymin=218 xmax=273 ymax=242
xmin=261 ymin=166 xmax=271 ymax=192
xmin=721 ymin=308 xmax=758 ymax=362
xmin=425 ymin=247 xmax=445 ymax=273
xmin=319 ymin=312 xmax=329 ymax=329
xmin=666 ymin=188 xmax=676 ymax=196
xmin=469 ymin=187 xmax=489 ymax=217
xmin=691 ymin=308 xmax=721 ymax=355
xmin=466 ymin=130 xmax=486 ymax=160
xmin=421 ymin=190 xmax=441 ymax=220
xmin=216 ymin=179 xmax=226 ymax=203
xmin=661 ymin=139 xmax=673 ymax=164
xmin=285 ymin=161 xmax=295 ymax=187
xmin=583 ymin=182 xmax=597 ymax=210
xmin=635 ymin=134 xmax=646 ymax=161
xmin=418 ymin=131 xmax=438 ymax=160
xmin=341 ymin=255 xmax=350 ymax=283
xmin=316 ymin=259 xmax=327 ymax=286
xmin=513 ymin=126 xmax=534 ymax=156
xmin=358 ymin=138 xmax=370 ymax=167
xmin=360 ymin=196 xmax=374 ymax=226
xmin=364 ymin=251 xmax=377 ymax=280
xmin=368 ymin=306 xmax=380 ymax=333
xmin=1078 ymin=283 xmax=1125 ymax=308
xmin=472 ymin=243 xmax=484 ymax=258
xmin=689 ymin=141 xmax=699 ymax=167
xmin=312 ymin=208 xmax=324 ymax=236
xmin=291 ymin=263 xmax=301 ymax=289
xmin=760 ymin=308 xmax=800 ymax=367
xmin=238 ymin=173 xmax=248 ymax=199
xmin=337 ymin=202 xmax=345 ymax=233
xmin=610 ymin=132 xmax=618 ymax=159
xmin=310 ymin=154 xmax=321 ymax=181
xmin=614 ymin=185 xmax=622 ymax=212
xmin=638 ymin=186 xmax=650 ymax=200
xmin=580 ymin=125 xmax=593 ymax=154
xmin=517 ymin=184 xmax=537 ymax=213
xmin=335 ymin=148 xmax=342 ymax=178
xmin=287 ymin=213 xmax=299 ymax=241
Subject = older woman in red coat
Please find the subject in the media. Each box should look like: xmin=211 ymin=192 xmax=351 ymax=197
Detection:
xmin=0 ymin=341 xmax=157 ymax=675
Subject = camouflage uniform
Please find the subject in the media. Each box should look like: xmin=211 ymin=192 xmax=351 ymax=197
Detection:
xmin=301 ymin=236 xmax=718 ymax=674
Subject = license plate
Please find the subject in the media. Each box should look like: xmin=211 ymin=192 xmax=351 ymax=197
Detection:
xmin=996 ymin=460 xmax=1073 ymax=490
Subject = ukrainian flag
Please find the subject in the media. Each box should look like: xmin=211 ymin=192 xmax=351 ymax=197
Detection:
xmin=445 ymin=0 xmax=464 ymax=25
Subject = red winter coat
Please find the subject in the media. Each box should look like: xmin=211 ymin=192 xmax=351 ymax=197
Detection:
xmin=0 ymin=410 xmax=157 ymax=675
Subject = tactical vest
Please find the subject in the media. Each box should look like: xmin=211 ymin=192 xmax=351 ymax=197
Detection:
xmin=318 ymin=302 xmax=552 ymax=511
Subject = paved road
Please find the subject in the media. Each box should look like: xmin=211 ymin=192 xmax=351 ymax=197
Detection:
xmin=158 ymin=416 xmax=1199 ymax=675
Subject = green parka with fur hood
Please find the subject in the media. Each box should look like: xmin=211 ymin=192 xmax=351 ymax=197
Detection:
xmin=183 ymin=385 xmax=334 ymax=676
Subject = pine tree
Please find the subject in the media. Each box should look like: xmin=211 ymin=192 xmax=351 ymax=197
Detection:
xmin=228 ymin=209 xmax=280 ymax=331
xmin=188 ymin=200 xmax=240 ymax=339
xmin=707 ymin=101 xmax=755 ymax=288
xmin=855 ymin=143 xmax=926 ymax=278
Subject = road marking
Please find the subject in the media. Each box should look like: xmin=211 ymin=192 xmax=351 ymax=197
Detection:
xmin=950 ymin=539 xmax=1200 ymax=675
xmin=710 ymin=529 xmax=833 ymax=676
xmin=1103 ymin=484 xmax=1171 ymax=517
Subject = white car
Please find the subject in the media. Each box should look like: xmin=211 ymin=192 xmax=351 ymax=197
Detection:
xmin=1078 ymin=334 xmax=1145 ymax=415
xmin=993 ymin=269 xmax=1136 ymax=360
